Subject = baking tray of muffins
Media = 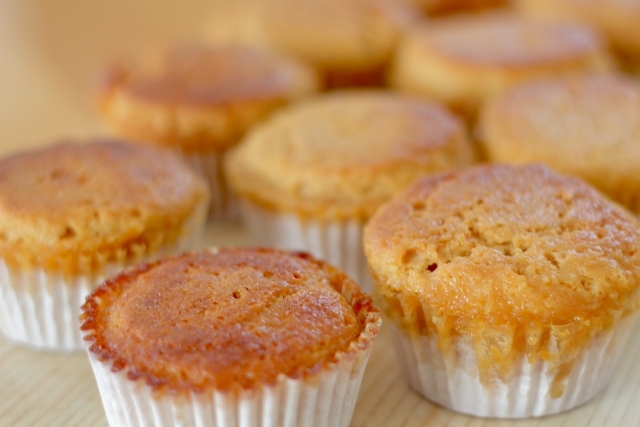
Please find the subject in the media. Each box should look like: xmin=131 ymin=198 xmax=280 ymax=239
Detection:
xmin=2 ymin=0 xmax=640 ymax=426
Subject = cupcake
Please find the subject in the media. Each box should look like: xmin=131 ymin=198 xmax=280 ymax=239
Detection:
xmin=514 ymin=0 xmax=640 ymax=73
xmin=80 ymin=247 xmax=380 ymax=427
xmin=204 ymin=0 xmax=419 ymax=89
xmin=99 ymin=45 xmax=319 ymax=221
xmin=364 ymin=164 xmax=640 ymax=418
xmin=225 ymin=91 xmax=474 ymax=290
xmin=478 ymin=73 xmax=640 ymax=213
xmin=0 ymin=139 xmax=208 ymax=351
xmin=390 ymin=12 xmax=614 ymax=120
xmin=417 ymin=0 xmax=508 ymax=16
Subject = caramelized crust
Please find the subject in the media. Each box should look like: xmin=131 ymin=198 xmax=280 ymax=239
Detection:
xmin=81 ymin=248 xmax=378 ymax=393
xmin=226 ymin=91 xmax=473 ymax=220
xmin=100 ymin=45 xmax=319 ymax=153
xmin=365 ymin=164 xmax=640 ymax=389
xmin=422 ymin=0 xmax=508 ymax=15
xmin=479 ymin=74 xmax=640 ymax=213
xmin=0 ymin=139 xmax=208 ymax=275
xmin=391 ymin=12 xmax=613 ymax=117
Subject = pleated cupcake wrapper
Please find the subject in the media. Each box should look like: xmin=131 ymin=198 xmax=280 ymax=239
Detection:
xmin=183 ymin=151 xmax=239 ymax=223
xmin=391 ymin=310 xmax=639 ymax=418
xmin=0 ymin=201 xmax=207 ymax=352
xmin=239 ymin=198 xmax=372 ymax=292
xmin=86 ymin=318 xmax=379 ymax=427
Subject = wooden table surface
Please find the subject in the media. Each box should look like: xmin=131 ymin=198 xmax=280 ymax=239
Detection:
xmin=1 ymin=1 xmax=640 ymax=426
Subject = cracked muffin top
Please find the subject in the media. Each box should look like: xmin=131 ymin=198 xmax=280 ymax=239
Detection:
xmin=226 ymin=91 xmax=473 ymax=220
xmin=81 ymin=247 xmax=379 ymax=393
xmin=365 ymin=163 xmax=640 ymax=327
xmin=0 ymin=139 xmax=208 ymax=275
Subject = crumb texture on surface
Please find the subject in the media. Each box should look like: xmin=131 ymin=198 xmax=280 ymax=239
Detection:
xmin=0 ymin=139 xmax=208 ymax=274
xmin=226 ymin=91 xmax=473 ymax=219
xmin=365 ymin=164 xmax=640 ymax=389
xmin=81 ymin=247 xmax=377 ymax=393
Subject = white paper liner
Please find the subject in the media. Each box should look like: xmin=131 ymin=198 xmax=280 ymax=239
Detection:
xmin=85 ymin=316 xmax=379 ymax=427
xmin=184 ymin=151 xmax=239 ymax=223
xmin=239 ymin=198 xmax=372 ymax=292
xmin=390 ymin=311 xmax=640 ymax=418
xmin=0 ymin=201 xmax=207 ymax=352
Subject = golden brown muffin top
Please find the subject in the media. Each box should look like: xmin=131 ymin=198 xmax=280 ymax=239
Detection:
xmin=205 ymin=0 xmax=419 ymax=73
xmin=514 ymin=0 xmax=640 ymax=56
xmin=0 ymin=139 xmax=208 ymax=275
xmin=100 ymin=45 xmax=319 ymax=152
xmin=479 ymin=74 xmax=640 ymax=212
xmin=81 ymin=248 xmax=379 ymax=393
xmin=365 ymin=164 xmax=640 ymax=326
xmin=421 ymin=0 xmax=508 ymax=15
xmin=411 ymin=12 xmax=604 ymax=68
xmin=226 ymin=91 xmax=473 ymax=220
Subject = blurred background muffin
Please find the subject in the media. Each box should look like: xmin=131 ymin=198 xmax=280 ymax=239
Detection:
xmin=0 ymin=139 xmax=208 ymax=351
xmin=479 ymin=73 xmax=640 ymax=213
xmin=365 ymin=164 xmax=640 ymax=417
xmin=390 ymin=12 xmax=614 ymax=120
xmin=514 ymin=0 xmax=640 ymax=73
xmin=204 ymin=0 xmax=420 ymax=88
xmin=226 ymin=91 xmax=474 ymax=289
xmin=402 ymin=0 xmax=509 ymax=16
xmin=99 ymin=45 xmax=319 ymax=222
xmin=81 ymin=247 xmax=380 ymax=427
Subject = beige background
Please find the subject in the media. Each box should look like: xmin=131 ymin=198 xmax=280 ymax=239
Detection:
xmin=0 ymin=1 xmax=639 ymax=426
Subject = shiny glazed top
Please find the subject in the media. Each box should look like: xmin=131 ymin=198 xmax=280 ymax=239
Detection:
xmin=81 ymin=247 xmax=377 ymax=393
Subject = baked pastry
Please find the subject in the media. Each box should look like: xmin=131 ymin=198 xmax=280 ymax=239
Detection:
xmin=81 ymin=247 xmax=380 ymax=427
xmin=514 ymin=0 xmax=640 ymax=73
xmin=204 ymin=0 xmax=419 ymax=88
xmin=479 ymin=73 xmax=640 ymax=213
xmin=364 ymin=164 xmax=640 ymax=417
xmin=390 ymin=12 xmax=614 ymax=119
xmin=0 ymin=139 xmax=208 ymax=351
xmin=225 ymin=91 xmax=473 ymax=289
xmin=416 ymin=0 xmax=508 ymax=16
xmin=99 ymin=45 xmax=319 ymax=221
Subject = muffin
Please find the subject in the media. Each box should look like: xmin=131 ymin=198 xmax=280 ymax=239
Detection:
xmin=80 ymin=247 xmax=380 ymax=427
xmin=364 ymin=164 xmax=640 ymax=418
xmin=204 ymin=0 xmax=419 ymax=88
xmin=416 ymin=0 xmax=508 ymax=16
xmin=99 ymin=45 xmax=319 ymax=221
xmin=514 ymin=0 xmax=640 ymax=73
xmin=390 ymin=12 xmax=614 ymax=120
xmin=0 ymin=139 xmax=208 ymax=351
xmin=225 ymin=91 xmax=474 ymax=289
xmin=479 ymin=73 xmax=640 ymax=213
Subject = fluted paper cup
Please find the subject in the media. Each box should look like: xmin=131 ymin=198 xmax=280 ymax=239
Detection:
xmin=390 ymin=310 xmax=639 ymax=418
xmin=239 ymin=198 xmax=372 ymax=292
xmin=184 ymin=151 xmax=239 ymax=223
xmin=85 ymin=309 xmax=380 ymax=427
xmin=0 ymin=201 xmax=207 ymax=352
